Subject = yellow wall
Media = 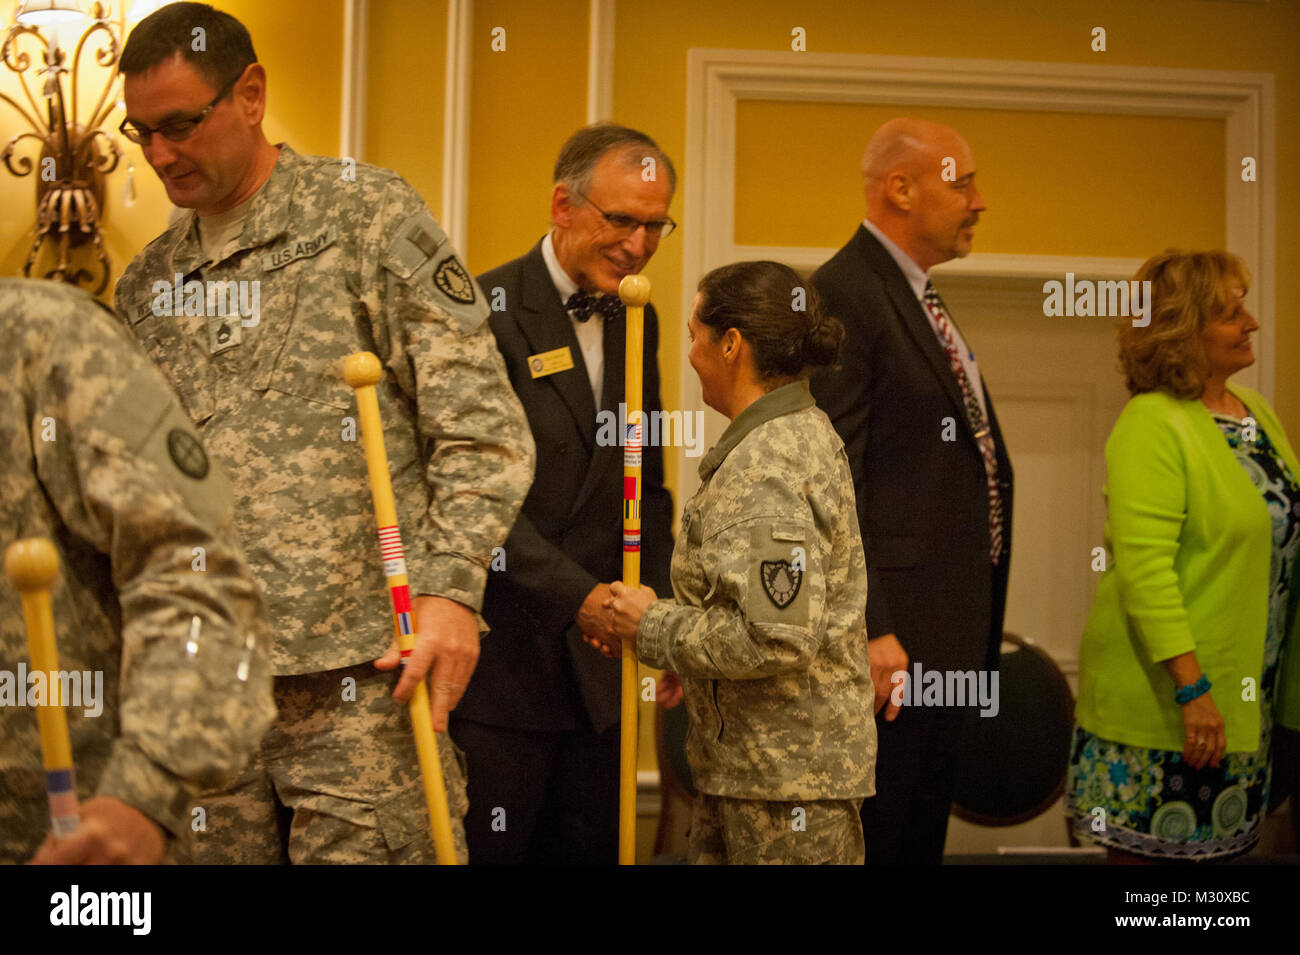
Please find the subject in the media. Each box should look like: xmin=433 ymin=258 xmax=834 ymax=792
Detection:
xmin=366 ymin=0 xmax=446 ymax=214
xmin=0 ymin=0 xmax=340 ymax=302
xmin=235 ymin=0 xmax=342 ymax=159
xmin=464 ymin=0 xmax=587 ymax=272
xmin=735 ymin=104 xmax=1227 ymax=256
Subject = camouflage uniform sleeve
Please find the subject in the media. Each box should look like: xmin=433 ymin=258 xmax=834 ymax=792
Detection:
xmin=33 ymin=312 xmax=274 ymax=837
xmin=365 ymin=177 xmax=535 ymax=612
xmin=637 ymin=465 xmax=827 ymax=679
xmin=111 ymin=265 xmax=136 ymax=328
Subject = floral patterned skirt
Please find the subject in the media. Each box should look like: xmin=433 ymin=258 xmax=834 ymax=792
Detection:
xmin=1064 ymin=722 xmax=1272 ymax=861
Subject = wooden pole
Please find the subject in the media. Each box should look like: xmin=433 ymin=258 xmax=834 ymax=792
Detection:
xmin=343 ymin=352 xmax=459 ymax=865
xmin=5 ymin=538 xmax=79 ymax=838
xmin=617 ymin=274 xmax=651 ymax=864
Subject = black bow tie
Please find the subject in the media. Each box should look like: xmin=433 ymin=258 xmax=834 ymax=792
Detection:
xmin=565 ymin=289 xmax=625 ymax=323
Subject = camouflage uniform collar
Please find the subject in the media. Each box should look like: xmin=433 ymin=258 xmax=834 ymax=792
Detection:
xmin=164 ymin=143 xmax=299 ymax=275
xmin=698 ymin=378 xmax=815 ymax=481
xmin=233 ymin=143 xmax=298 ymax=252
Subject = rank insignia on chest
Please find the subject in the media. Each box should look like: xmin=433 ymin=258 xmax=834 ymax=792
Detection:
xmin=433 ymin=255 xmax=476 ymax=305
xmin=208 ymin=314 xmax=242 ymax=355
xmin=760 ymin=560 xmax=802 ymax=609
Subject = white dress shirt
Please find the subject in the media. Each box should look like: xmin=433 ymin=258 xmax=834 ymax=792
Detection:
xmin=541 ymin=232 xmax=604 ymax=409
xmin=862 ymin=219 xmax=989 ymax=422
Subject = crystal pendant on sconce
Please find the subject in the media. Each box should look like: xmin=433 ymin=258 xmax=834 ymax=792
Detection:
xmin=122 ymin=160 xmax=137 ymax=208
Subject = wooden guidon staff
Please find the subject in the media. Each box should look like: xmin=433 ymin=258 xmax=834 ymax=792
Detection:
xmin=618 ymin=273 xmax=651 ymax=864
xmin=4 ymin=538 xmax=79 ymax=839
xmin=342 ymin=352 xmax=459 ymax=865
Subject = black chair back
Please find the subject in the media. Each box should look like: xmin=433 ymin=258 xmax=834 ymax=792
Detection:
xmin=951 ymin=632 xmax=1075 ymax=826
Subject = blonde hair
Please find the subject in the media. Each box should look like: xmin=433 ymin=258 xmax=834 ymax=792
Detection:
xmin=1118 ymin=249 xmax=1251 ymax=398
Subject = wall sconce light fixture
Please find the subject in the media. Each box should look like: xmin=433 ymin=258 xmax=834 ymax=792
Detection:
xmin=2 ymin=0 xmax=123 ymax=294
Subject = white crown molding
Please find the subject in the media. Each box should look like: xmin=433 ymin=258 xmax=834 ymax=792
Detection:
xmin=732 ymin=245 xmax=1147 ymax=282
xmin=682 ymin=49 xmax=1276 ymax=484
xmin=442 ymin=0 xmax=474 ymax=255
xmin=933 ymin=254 xmax=1149 ymax=282
xmin=340 ymin=0 xmax=368 ymax=161
xmin=587 ymin=0 xmax=615 ymax=124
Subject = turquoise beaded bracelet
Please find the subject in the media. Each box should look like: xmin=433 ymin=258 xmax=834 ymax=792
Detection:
xmin=1175 ymin=674 xmax=1211 ymax=705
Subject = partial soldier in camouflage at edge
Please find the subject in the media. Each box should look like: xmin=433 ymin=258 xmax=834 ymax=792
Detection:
xmin=113 ymin=4 xmax=534 ymax=863
xmin=606 ymin=261 xmax=876 ymax=864
xmin=0 ymin=278 xmax=275 ymax=864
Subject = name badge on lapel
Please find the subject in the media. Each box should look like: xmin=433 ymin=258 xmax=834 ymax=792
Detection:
xmin=528 ymin=346 xmax=575 ymax=379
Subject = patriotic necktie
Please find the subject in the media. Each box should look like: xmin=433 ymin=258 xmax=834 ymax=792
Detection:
xmin=565 ymin=289 xmax=625 ymax=323
xmin=922 ymin=281 xmax=1004 ymax=564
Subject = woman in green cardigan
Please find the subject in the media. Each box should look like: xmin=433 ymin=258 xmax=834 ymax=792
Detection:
xmin=1067 ymin=249 xmax=1300 ymax=862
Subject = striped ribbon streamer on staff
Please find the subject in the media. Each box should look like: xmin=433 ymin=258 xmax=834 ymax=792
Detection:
xmin=377 ymin=525 xmax=415 ymax=644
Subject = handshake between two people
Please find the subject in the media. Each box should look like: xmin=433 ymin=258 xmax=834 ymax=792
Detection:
xmin=573 ymin=583 xmax=911 ymax=718
xmin=578 ymin=580 xmax=682 ymax=709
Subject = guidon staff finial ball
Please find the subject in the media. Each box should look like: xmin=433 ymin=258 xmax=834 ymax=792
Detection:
xmin=342 ymin=351 xmax=384 ymax=389
xmin=5 ymin=538 xmax=59 ymax=592
xmin=618 ymin=274 xmax=651 ymax=308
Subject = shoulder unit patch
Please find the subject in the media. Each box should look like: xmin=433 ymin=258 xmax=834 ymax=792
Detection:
xmin=167 ymin=427 xmax=210 ymax=480
xmin=433 ymin=255 xmax=476 ymax=305
xmin=760 ymin=559 xmax=802 ymax=609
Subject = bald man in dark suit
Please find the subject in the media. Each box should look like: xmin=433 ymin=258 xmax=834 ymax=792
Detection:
xmin=810 ymin=118 xmax=1014 ymax=864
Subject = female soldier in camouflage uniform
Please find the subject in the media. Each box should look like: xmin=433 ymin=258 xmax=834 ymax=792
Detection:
xmin=606 ymin=260 xmax=876 ymax=864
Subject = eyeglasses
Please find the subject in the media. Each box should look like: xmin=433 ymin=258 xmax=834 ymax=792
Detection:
xmin=574 ymin=189 xmax=676 ymax=239
xmin=119 ymin=77 xmax=236 ymax=145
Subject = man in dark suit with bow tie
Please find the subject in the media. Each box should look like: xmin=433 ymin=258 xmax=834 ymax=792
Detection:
xmin=451 ymin=124 xmax=676 ymax=864
xmin=809 ymin=118 xmax=1014 ymax=864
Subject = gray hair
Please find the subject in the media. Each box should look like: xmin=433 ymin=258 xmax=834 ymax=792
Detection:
xmin=553 ymin=123 xmax=676 ymax=202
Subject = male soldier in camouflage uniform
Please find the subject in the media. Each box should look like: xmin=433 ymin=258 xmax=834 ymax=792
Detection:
xmin=113 ymin=4 xmax=534 ymax=863
xmin=0 ymin=278 xmax=274 ymax=864
xmin=607 ymin=261 xmax=875 ymax=864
